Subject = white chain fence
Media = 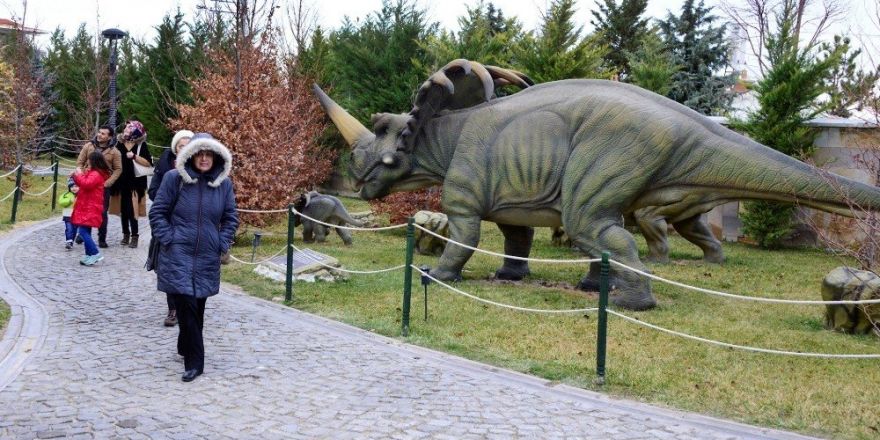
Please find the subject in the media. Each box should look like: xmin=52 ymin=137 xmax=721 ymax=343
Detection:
xmin=607 ymin=309 xmax=880 ymax=359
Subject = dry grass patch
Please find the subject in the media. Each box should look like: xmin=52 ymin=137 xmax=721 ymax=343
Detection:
xmin=222 ymin=196 xmax=880 ymax=439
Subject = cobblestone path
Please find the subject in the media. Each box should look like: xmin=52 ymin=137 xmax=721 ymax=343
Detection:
xmin=0 ymin=221 xmax=814 ymax=439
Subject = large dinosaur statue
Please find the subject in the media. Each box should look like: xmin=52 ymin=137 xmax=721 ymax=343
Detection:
xmin=313 ymin=59 xmax=880 ymax=310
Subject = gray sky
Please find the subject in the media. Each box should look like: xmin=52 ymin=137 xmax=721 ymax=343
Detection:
xmin=11 ymin=0 xmax=690 ymax=41
xmin=6 ymin=0 xmax=878 ymax=74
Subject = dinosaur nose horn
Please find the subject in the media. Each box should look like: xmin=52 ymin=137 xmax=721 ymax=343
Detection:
xmin=312 ymin=84 xmax=372 ymax=147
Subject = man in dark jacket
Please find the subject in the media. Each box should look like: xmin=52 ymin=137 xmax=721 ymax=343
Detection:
xmin=149 ymin=133 xmax=239 ymax=382
xmin=148 ymin=129 xmax=193 ymax=328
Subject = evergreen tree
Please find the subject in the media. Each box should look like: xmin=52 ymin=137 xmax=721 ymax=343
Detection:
xmin=295 ymin=26 xmax=331 ymax=82
xmin=658 ymin=0 xmax=735 ymax=115
xmin=739 ymin=0 xmax=845 ymax=248
xmin=42 ymin=25 xmax=107 ymax=140
xmin=515 ymin=0 xmax=610 ymax=83
xmin=119 ymin=11 xmax=196 ymax=147
xmin=418 ymin=1 xmax=522 ymax=74
xmin=625 ymin=28 xmax=678 ymax=95
xmin=822 ymin=35 xmax=880 ymax=118
xmin=326 ymin=0 xmax=438 ymax=121
xmin=590 ymin=0 xmax=649 ymax=79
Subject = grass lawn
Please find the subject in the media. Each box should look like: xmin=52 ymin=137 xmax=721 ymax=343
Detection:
xmin=0 ymin=300 xmax=8 ymax=335
xmin=222 ymin=196 xmax=880 ymax=440
xmin=0 ymin=157 xmax=66 ymax=231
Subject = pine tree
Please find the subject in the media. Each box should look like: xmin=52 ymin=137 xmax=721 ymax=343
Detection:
xmin=590 ymin=0 xmax=649 ymax=79
xmin=658 ymin=0 xmax=735 ymax=115
xmin=739 ymin=0 xmax=845 ymax=248
xmin=515 ymin=0 xmax=610 ymax=83
xmin=625 ymin=28 xmax=678 ymax=95
xmin=418 ymin=1 xmax=522 ymax=74
xmin=119 ymin=11 xmax=196 ymax=147
xmin=822 ymin=35 xmax=880 ymax=118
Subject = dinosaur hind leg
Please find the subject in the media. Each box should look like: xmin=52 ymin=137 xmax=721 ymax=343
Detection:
xmin=633 ymin=208 xmax=670 ymax=264
xmin=569 ymin=219 xmax=656 ymax=311
xmin=672 ymin=215 xmax=724 ymax=263
xmin=494 ymin=224 xmax=534 ymax=280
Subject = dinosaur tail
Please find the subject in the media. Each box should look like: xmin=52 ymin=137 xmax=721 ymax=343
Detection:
xmin=687 ymin=127 xmax=880 ymax=217
xmin=334 ymin=200 xmax=365 ymax=227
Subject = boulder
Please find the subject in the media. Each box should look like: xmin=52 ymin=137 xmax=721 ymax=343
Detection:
xmin=821 ymin=266 xmax=880 ymax=336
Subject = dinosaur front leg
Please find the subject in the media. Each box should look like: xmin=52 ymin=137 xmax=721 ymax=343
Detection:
xmin=302 ymin=221 xmax=315 ymax=243
xmin=672 ymin=215 xmax=724 ymax=263
xmin=569 ymin=219 xmax=657 ymax=311
xmin=494 ymin=224 xmax=534 ymax=280
xmin=432 ymin=215 xmax=482 ymax=282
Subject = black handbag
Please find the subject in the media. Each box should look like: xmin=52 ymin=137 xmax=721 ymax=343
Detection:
xmin=145 ymin=180 xmax=183 ymax=271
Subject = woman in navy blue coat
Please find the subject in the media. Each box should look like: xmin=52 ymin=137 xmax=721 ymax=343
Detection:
xmin=149 ymin=133 xmax=239 ymax=382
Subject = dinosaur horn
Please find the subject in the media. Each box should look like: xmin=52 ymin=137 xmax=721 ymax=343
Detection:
xmin=312 ymin=84 xmax=372 ymax=147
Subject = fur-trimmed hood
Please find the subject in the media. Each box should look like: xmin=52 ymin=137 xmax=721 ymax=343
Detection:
xmin=176 ymin=135 xmax=232 ymax=188
xmin=170 ymin=130 xmax=194 ymax=154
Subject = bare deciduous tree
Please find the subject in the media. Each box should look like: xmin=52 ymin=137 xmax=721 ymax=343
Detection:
xmin=722 ymin=0 xmax=846 ymax=75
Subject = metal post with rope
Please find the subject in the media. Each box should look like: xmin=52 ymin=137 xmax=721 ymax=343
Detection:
xmin=402 ymin=217 xmax=415 ymax=336
xmin=50 ymin=156 xmax=59 ymax=211
xmin=596 ymin=251 xmax=610 ymax=385
xmin=285 ymin=204 xmax=295 ymax=302
xmin=10 ymin=163 xmax=23 ymax=223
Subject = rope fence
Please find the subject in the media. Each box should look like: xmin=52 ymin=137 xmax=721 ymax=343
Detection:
xmin=0 ymin=165 xmax=21 ymax=179
xmin=0 ymin=188 xmax=16 ymax=202
xmin=609 ymin=259 xmax=880 ymax=305
xmin=19 ymin=182 xmax=56 ymax=196
xmin=607 ymin=309 xmax=880 ymax=359
xmin=414 ymin=223 xmax=600 ymax=264
xmin=290 ymin=243 xmax=405 ymax=274
xmin=412 ymin=265 xmax=598 ymax=314
xmin=244 ymin=210 xmax=880 ymax=375
xmin=226 ymin=245 xmax=290 ymax=265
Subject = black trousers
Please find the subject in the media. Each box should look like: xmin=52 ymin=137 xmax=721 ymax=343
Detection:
xmin=172 ymin=294 xmax=207 ymax=372
xmin=119 ymin=191 xmax=138 ymax=236
xmin=166 ymin=293 xmax=175 ymax=311
xmin=98 ymin=188 xmax=110 ymax=241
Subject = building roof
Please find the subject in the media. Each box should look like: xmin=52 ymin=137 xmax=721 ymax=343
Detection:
xmin=0 ymin=18 xmax=45 ymax=35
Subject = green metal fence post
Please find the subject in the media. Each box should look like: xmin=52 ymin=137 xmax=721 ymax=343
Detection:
xmin=285 ymin=203 xmax=295 ymax=302
xmin=596 ymin=251 xmax=610 ymax=385
xmin=10 ymin=163 xmax=23 ymax=223
xmin=402 ymin=217 xmax=415 ymax=336
xmin=50 ymin=156 xmax=59 ymax=211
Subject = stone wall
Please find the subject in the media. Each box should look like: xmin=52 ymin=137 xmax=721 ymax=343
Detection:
xmin=706 ymin=119 xmax=879 ymax=246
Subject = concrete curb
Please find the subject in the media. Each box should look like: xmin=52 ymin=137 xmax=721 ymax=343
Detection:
xmin=0 ymin=220 xmax=54 ymax=392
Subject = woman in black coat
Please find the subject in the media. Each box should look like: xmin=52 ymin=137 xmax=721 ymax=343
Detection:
xmin=114 ymin=119 xmax=153 ymax=248
xmin=149 ymin=133 xmax=239 ymax=382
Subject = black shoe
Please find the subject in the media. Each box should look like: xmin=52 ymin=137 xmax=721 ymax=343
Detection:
xmin=98 ymin=240 xmax=108 ymax=249
xmin=182 ymin=368 xmax=203 ymax=382
xmin=75 ymin=236 xmax=83 ymax=244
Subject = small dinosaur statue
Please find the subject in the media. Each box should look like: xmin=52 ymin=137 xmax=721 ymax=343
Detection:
xmin=293 ymin=191 xmax=364 ymax=245
xmin=313 ymin=59 xmax=880 ymax=310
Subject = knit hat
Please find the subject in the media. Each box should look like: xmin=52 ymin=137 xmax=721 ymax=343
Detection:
xmin=171 ymin=129 xmax=194 ymax=154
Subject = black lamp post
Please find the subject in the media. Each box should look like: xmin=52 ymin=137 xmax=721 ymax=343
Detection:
xmin=101 ymin=28 xmax=128 ymax=128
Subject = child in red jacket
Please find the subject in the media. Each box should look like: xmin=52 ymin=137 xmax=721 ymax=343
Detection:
xmin=72 ymin=152 xmax=111 ymax=266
